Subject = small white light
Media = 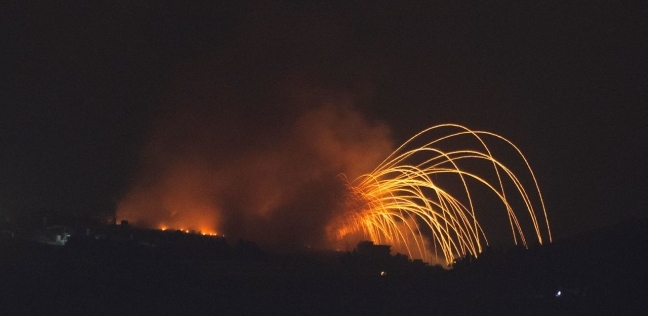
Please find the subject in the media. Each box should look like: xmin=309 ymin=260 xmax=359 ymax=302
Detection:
xmin=555 ymin=290 xmax=561 ymax=297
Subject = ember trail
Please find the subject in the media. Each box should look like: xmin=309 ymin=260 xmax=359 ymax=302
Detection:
xmin=329 ymin=124 xmax=552 ymax=266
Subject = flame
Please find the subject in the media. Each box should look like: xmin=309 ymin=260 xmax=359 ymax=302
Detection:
xmin=158 ymin=225 xmax=219 ymax=236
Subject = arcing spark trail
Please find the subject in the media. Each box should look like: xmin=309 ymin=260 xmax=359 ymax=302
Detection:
xmin=330 ymin=124 xmax=551 ymax=265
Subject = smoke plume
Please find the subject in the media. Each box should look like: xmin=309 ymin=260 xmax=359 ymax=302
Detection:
xmin=117 ymin=88 xmax=393 ymax=250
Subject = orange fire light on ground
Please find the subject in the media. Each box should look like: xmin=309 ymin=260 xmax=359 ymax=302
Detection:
xmin=157 ymin=225 xmax=219 ymax=236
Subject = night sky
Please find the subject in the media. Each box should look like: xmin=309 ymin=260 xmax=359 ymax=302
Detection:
xmin=2 ymin=1 xmax=646 ymax=247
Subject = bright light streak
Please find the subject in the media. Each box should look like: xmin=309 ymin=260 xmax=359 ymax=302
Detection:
xmin=330 ymin=124 xmax=552 ymax=266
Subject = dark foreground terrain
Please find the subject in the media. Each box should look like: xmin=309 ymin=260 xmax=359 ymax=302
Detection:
xmin=1 ymin=218 xmax=647 ymax=315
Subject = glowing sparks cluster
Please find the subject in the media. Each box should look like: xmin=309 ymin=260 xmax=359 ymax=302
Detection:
xmin=332 ymin=124 xmax=552 ymax=265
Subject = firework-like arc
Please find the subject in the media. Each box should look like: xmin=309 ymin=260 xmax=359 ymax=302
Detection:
xmin=331 ymin=124 xmax=552 ymax=265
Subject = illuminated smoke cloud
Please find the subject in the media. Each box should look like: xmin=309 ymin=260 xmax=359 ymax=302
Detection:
xmin=117 ymin=92 xmax=393 ymax=250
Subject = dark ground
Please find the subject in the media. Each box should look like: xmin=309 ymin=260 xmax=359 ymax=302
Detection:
xmin=1 ymin=218 xmax=647 ymax=315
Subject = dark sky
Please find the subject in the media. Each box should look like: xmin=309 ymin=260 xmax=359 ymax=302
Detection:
xmin=1 ymin=1 xmax=646 ymax=244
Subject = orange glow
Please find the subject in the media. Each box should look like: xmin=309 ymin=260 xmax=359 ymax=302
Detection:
xmin=116 ymin=160 xmax=221 ymax=238
xmin=329 ymin=124 xmax=552 ymax=266
xmin=158 ymin=226 xmax=219 ymax=236
xmin=116 ymin=103 xmax=393 ymax=251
